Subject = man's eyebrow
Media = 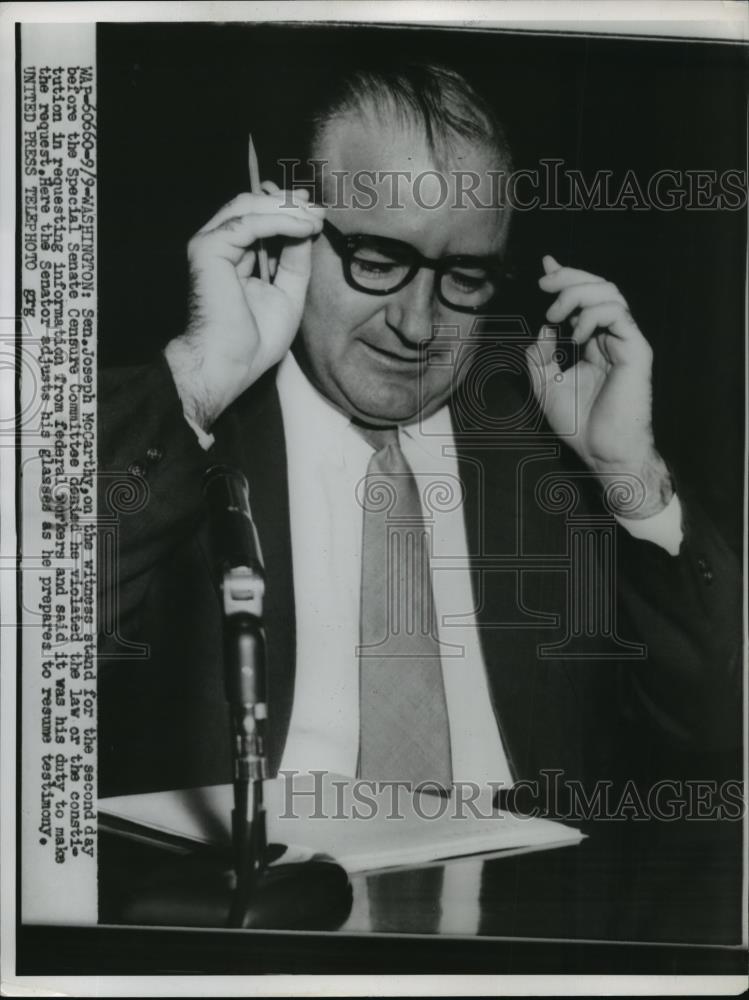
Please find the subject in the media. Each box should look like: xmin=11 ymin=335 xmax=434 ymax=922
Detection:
xmin=350 ymin=230 xmax=504 ymax=263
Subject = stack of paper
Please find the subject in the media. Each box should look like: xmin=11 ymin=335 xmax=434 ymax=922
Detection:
xmin=100 ymin=772 xmax=584 ymax=874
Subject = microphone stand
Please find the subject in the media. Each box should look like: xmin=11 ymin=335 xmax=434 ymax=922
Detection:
xmin=220 ymin=562 xmax=269 ymax=928
xmin=213 ymin=475 xmax=352 ymax=931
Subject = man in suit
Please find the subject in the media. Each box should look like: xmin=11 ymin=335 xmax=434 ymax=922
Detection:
xmin=99 ymin=64 xmax=740 ymax=811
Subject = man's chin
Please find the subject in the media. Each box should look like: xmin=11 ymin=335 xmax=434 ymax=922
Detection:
xmin=342 ymin=387 xmax=431 ymax=427
xmin=303 ymin=359 xmax=449 ymax=425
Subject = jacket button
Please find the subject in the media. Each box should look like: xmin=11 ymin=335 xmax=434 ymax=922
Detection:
xmin=146 ymin=446 xmax=163 ymax=463
xmin=702 ymin=568 xmax=713 ymax=584
xmin=127 ymin=460 xmax=146 ymax=477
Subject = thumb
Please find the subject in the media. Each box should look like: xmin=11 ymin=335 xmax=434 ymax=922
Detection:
xmin=530 ymin=324 xmax=562 ymax=369
xmin=526 ymin=325 xmax=562 ymax=398
xmin=272 ymin=234 xmax=313 ymax=303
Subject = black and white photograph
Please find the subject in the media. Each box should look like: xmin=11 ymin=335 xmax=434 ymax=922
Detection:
xmin=2 ymin=2 xmax=747 ymax=995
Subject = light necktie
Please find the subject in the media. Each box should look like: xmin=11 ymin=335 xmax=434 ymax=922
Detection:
xmin=356 ymin=424 xmax=452 ymax=791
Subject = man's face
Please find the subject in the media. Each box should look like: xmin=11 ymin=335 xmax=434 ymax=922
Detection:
xmin=296 ymin=112 xmax=511 ymax=425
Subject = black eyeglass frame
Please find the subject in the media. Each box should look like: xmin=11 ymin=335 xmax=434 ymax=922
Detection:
xmin=321 ymin=219 xmax=511 ymax=315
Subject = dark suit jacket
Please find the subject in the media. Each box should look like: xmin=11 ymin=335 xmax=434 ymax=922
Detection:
xmin=98 ymin=354 xmax=742 ymax=810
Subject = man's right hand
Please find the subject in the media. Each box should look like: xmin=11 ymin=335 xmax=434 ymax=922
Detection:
xmin=164 ymin=188 xmax=324 ymax=430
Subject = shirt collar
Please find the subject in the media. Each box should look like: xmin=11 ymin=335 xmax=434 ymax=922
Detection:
xmin=399 ymin=403 xmax=454 ymax=461
xmin=276 ymin=351 xmax=354 ymax=466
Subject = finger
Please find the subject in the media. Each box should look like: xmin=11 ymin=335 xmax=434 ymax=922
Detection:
xmin=526 ymin=325 xmax=562 ymax=392
xmin=190 ymin=212 xmax=323 ymax=265
xmin=201 ymin=198 xmax=324 ymax=235
xmin=580 ymin=330 xmax=611 ymax=372
xmin=236 ymin=247 xmax=257 ymax=281
xmin=539 ymin=264 xmax=608 ymax=291
xmin=198 ymin=191 xmax=285 ymax=231
xmin=542 ymin=254 xmax=560 ymax=275
xmin=259 ymin=180 xmax=310 ymax=202
xmin=198 ymin=190 xmax=320 ymax=232
xmin=273 ymin=234 xmax=314 ymax=299
xmin=261 ymin=180 xmax=312 ymax=212
xmin=571 ymin=303 xmax=651 ymax=366
xmin=545 ymin=281 xmax=627 ymax=323
xmin=200 ymin=207 xmax=321 ymax=240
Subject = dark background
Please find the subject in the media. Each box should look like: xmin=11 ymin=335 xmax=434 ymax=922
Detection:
xmin=97 ymin=23 xmax=746 ymax=546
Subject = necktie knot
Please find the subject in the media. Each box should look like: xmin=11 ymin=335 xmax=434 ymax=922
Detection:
xmin=352 ymin=421 xmax=400 ymax=454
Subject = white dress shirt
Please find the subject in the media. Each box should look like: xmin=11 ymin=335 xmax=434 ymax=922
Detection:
xmin=188 ymin=351 xmax=684 ymax=784
xmin=276 ymin=351 xmax=516 ymax=785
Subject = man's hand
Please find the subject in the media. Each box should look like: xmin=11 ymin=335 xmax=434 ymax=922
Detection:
xmin=164 ymin=187 xmax=324 ymax=430
xmin=528 ymin=255 xmax=673 ymax=519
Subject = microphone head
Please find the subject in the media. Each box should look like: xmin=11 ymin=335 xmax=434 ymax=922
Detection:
xmin=203 ymin=464 xmax=250 ymax=508
xmin=203 ymin=465 xmax=264 ymax=574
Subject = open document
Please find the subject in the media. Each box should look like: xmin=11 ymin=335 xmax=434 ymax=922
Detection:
xmin=100 ymin=772 xmax=585 ymax=875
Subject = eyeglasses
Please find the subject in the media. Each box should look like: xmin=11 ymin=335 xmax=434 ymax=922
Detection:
xmin=322 ymin=219 xmax=511 ymax=314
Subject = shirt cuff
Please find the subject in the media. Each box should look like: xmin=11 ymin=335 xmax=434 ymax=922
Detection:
xmin=183 ymin=412 xmax=215 ymax=451
xmin=614 ymin=493 xmax=683 ymax=556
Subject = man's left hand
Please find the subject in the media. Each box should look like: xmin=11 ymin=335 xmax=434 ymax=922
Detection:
xmin=528 ymin=255 xmax=673 ymax=519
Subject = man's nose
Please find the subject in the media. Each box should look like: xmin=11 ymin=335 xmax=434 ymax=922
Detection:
xmin=384 ymin=269 xmax=437 ymax=347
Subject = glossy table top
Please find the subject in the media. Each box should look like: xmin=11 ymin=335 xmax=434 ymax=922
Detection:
xmin=340 ymin=817 xmax=743 ymax=946
xmin=18 ymin=816 xmax=745 ymax=976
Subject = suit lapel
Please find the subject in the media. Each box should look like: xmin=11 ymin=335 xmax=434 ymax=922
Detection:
xmin=455 ymin=427 xmax=524 ymax=782
xmin=451 ymin=376 xmax=571 ymax=784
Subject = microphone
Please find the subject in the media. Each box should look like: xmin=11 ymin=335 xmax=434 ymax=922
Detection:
xmin=203 ymin=464 xmax=264 ymax=579
xmin=203 ymin=465 xmax=269 ymax=925
xmin=203 ymin=465 xmax=266 ymax=720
